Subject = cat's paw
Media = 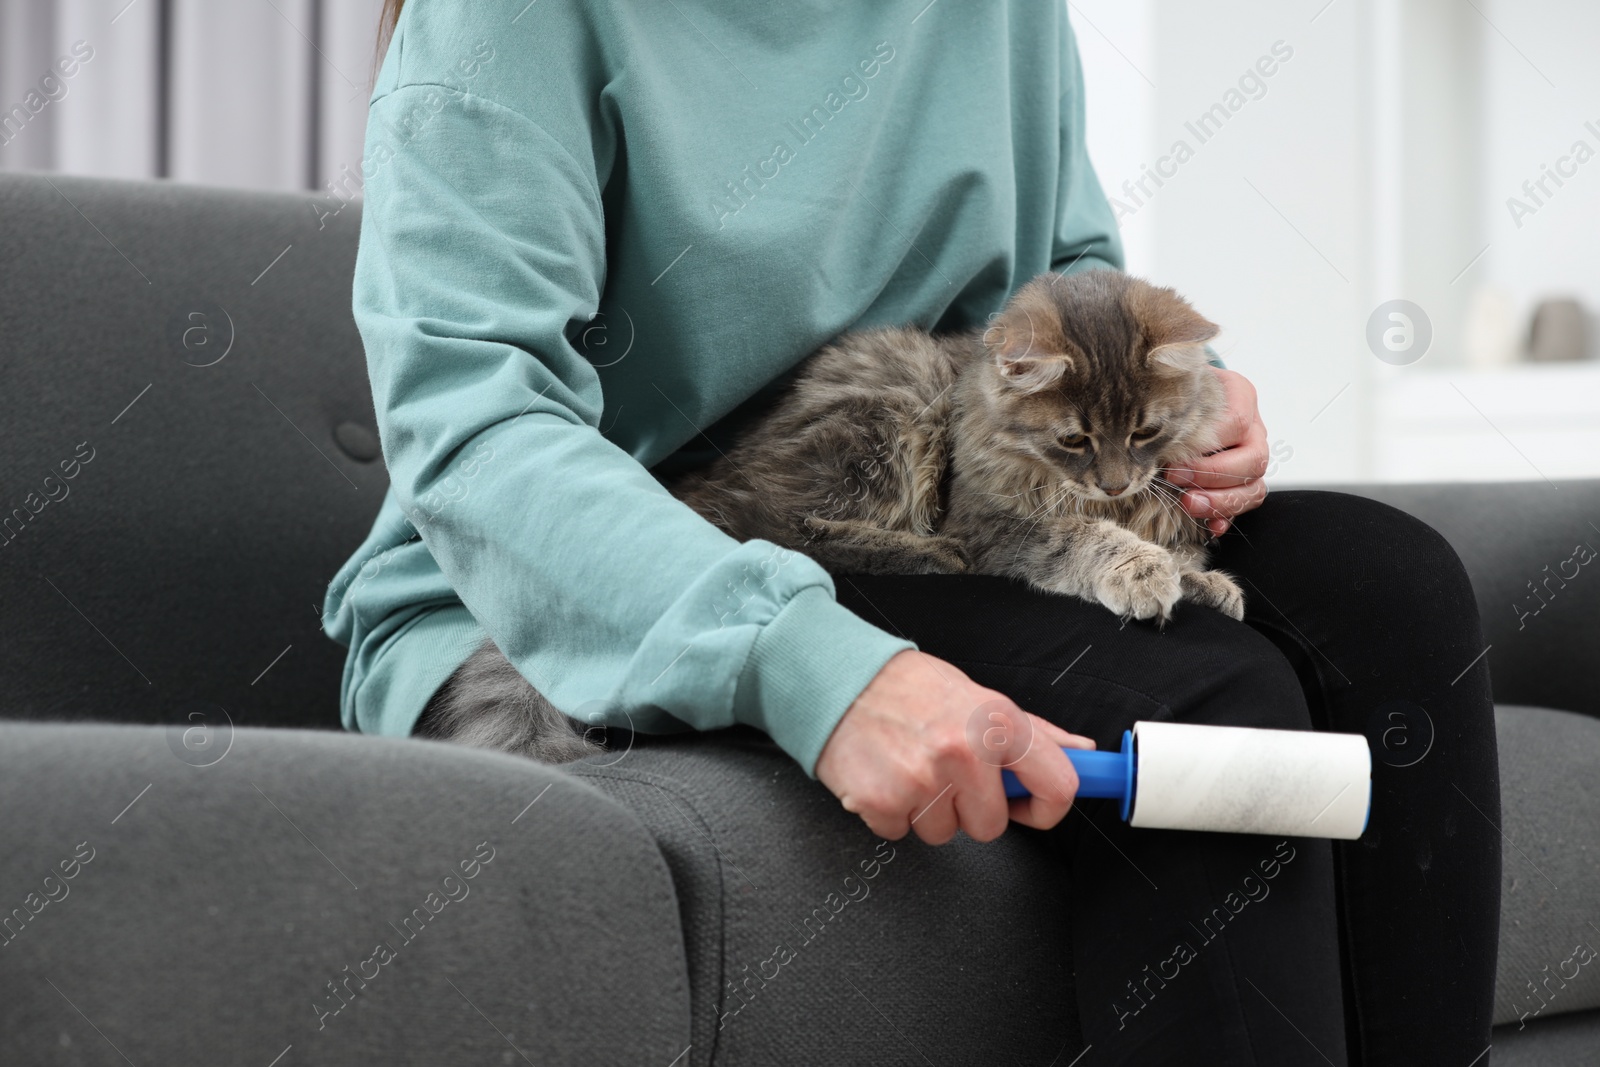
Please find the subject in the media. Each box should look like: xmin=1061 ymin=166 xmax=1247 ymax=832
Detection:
xmin=1094 ymin=542 xmax=1182 ymax=623
xmin=918 ymin=536 xmax=971 ymax=574
xmin=1181 ymin=569 xmax=1246 ymax=621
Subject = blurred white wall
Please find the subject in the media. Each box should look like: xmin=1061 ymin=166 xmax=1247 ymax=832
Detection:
xmin=3 ymin=0 xmax=1596 ymax=485
xmin=1478 ymin=0 xmax=1600 ymax=322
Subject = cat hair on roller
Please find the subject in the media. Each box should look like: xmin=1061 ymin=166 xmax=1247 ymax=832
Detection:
xmin=1001 ymin=721 xmax=1372 ymax=840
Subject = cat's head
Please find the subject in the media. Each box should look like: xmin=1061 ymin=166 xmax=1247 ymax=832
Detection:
xmin=972 ymin=270 xmax=1226 ymax=502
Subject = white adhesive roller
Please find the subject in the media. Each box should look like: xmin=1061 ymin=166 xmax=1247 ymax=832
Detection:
xmin=1001 ymin=720 xmax=1373 ymax=839
xmin=1129 ymin=721 xmax=1371 ymax=839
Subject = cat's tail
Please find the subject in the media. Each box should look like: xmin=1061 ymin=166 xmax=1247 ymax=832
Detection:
xmin=414 ymin=638 xmax=605 ymax=764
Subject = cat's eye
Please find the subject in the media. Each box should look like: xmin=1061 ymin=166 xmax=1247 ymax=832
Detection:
xmin=1057 ymin=431 xmax=1089 ymax=449
xmin=1130 ymin=426 xmax=1161 ymax=445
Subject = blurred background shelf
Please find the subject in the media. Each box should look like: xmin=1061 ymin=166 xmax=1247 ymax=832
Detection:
xmin=1374 ymin=361 xmax=1600 ymax=483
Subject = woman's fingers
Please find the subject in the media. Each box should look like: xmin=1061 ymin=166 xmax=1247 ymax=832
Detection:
xmin=1003 ymin=727 xmax=1080 ymax=831
xmin=908 ymin=781 xmax=962 ymax=846
xmin=838 ymin=789 xmax=910 ymax=843
xmin=1004 ymin=712 xmax=1093 ymax=830
xmin=1166 ymin=420 xmax=1268 ymax=489
xmin=1181 ymin=476 xmax=1269 ymax=523
xmin=1008 ymin=794 xmax=1075 ymax=832
xmin=914 ymin=705 xmax=1092 ymax=842
xmin=816 ymin=650 xmax=1106 ymax=845
xmin=1028 ymin=712 xmax=1096 ymax=751
xmin=1171 ymin=418 xmax=1270 ymax=529
xmin=947 ymin=699 xmax=1030 ymax=843
xmin=1008 ymin=719 xmax=1081 ymax=802
xmin=952 ymin=774 xmax=1011 ymax=844
xmin=1166 ymin=443 xmax=1268 ymax=489
xmin=1164 ymin=367 xmax=1271 ymax=530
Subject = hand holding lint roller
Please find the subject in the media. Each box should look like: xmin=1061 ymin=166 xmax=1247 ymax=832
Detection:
xmin=1001 ymin=721 xmax=1372 ymax=840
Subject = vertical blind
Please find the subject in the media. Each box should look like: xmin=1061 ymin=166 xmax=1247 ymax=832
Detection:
xmin=0 ymin=0 xmax=385 ymax=193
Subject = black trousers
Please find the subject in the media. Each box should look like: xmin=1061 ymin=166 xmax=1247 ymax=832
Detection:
xmin=832 ymin=490 xmax=1502 ymax=1066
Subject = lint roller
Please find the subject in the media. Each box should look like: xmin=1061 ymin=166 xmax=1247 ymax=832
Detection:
xmin=1001 ymin=721 xmax=1372 ymax=840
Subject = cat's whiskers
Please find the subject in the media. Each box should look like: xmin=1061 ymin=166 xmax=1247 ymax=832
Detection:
xmin=1143 ymin=478 xmax=1211 ymax=534
xmin=981 ymin=483 xmax=1047 ymax=502
xmin=1148 ymin=476 xmax=1256 ymax=546
xmin=1146 ymin=479 xmax=1196 ymax=517
xmin=1008 ymin=478 xmax=1078 ymax=566
xmin=1019 ymin=477 xmax=1075 ymax=522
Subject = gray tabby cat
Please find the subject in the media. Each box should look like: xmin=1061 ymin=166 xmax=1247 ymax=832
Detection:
xmin=417 ymin=269 xmax=1243 ymax=761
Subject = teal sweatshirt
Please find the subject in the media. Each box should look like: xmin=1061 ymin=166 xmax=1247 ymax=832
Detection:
xmin=321 ymin=0 xmax=1124 ymax=777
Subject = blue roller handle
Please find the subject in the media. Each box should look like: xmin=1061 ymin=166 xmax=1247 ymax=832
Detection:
xmin=1001 ymin=729 xmax=1136 ymax=821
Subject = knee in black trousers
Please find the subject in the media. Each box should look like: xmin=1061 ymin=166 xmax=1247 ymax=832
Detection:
xmin=1216 ymin=490 xmax=1490 ymax=705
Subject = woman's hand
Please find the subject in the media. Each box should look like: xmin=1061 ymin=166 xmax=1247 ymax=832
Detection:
xmin=1164 ymin=367 xmax=1269 ymax=535
xmin=815 ymin=649 xmax=1096 ymax=845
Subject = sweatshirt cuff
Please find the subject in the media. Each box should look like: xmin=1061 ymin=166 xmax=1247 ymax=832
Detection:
xmin=732 ymin=585 xmax=917 ymax=779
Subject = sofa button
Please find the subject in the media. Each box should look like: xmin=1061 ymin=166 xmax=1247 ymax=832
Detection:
xmin=334 ymin=421 xmax=380 ymax=462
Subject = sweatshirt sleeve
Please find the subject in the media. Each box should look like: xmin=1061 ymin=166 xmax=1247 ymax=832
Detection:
xmin=1050 ymin=12 xmax=1125 ymax=277
xmin=354 ymin=81 xmax=914 ymax=779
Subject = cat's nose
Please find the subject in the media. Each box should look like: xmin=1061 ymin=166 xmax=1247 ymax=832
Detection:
xmin=1098 ymin=481 xmax=1128 ymax=497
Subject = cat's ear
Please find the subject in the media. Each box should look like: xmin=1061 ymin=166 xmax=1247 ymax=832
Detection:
xmin=1144 ymin=310 xmax=1220 ymax=375
xmin=985 ymin=275 xmax=1078 ymax=393
xmin=1146 ymin=340 xmax=1212 ymax=375
xmin=1128 ymin=280 xmax=1221 ymax=375
xmin=992 ymin=343 xmax=1075 ymax=393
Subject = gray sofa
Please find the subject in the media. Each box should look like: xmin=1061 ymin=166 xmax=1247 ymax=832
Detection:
xmin=1 ymin=171 xmax=1595 ymax=1065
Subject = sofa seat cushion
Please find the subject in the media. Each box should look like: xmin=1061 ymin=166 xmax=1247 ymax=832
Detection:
xmin=1491 ymin=1008 xmax=1600 ymax=1065
xmin=0 ymin=725 xmax=691 ymax=1065
xmin=571 ymin=725 xmax=1083 ymax=1067
xmin=1493 ymin=705 xmax=1600 ymax=1027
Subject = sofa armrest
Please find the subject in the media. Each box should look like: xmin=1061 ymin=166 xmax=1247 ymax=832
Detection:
xmin=0 ymin=724 xmax=691 ymax=1065
xmin=1301 ymin=479 xmax=1600 ymax=718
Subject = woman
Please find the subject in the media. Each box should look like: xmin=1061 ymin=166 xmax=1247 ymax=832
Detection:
xmin=323 ymin=1 xmax=1501 ymax=1061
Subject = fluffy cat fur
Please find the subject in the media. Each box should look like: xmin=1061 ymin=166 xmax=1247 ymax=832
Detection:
xmin=418 ymin=269 xmax=1243 ymax=760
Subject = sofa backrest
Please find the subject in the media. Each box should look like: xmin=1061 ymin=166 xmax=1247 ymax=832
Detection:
xmin=0 ymin=172 xmax=385 ymax=729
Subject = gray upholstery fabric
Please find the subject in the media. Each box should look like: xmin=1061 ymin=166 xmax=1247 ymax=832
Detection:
xmin=0 ymin=724 xmax=691 ymax=1065
xmin=1492 ymin=706 xmax=1600 ymax=1026
xmin=1491 ymin=1008 xmax=1600 ymax=1066
xmin=0 ymin=172 xmax=380 ymax=729
xmin=573 ymin=726 xmax=1082 ymax=1066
